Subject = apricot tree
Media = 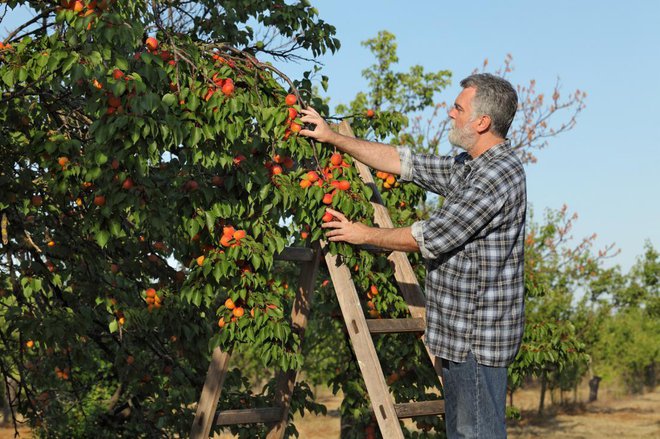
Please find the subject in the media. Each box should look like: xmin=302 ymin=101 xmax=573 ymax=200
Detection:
xmin=0 ymin=1 xmax=374 ymax=437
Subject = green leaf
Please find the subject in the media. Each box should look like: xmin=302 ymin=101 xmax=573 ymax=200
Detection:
xmin=162 ymin=93 xmax=177 ymax=106
xmin=62 ymin=54 xmax=79 ymax=73
xmin=2 ymin=70 xmax=14 ymax=87
xmin=94 ymin=150 xmax=108 ymax=165
xmin=95 ymin=230 xmax=110 ymax=248
xmin=190 ymin=127 xmax=202 ymax=147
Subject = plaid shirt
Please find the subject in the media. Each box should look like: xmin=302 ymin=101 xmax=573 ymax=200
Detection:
xmin=398 ymin=141 xmax=526 ymax=367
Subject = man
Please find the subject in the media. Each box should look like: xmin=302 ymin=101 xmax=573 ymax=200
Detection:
xmin=299 ymin=73 xmax=526 ymax=439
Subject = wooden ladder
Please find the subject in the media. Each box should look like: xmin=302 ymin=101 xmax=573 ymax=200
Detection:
xmin=190 ymin=122 xmax=444 ymax=438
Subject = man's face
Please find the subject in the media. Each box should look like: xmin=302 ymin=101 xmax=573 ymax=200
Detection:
xmin=448 ymin=87 xmax=478 ymax=151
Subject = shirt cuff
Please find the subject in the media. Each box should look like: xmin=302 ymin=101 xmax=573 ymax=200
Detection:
xmin=411 ymin=220 xmax=436 ymax=260
xmin=397 ymin=146 xmax=413 ymax=181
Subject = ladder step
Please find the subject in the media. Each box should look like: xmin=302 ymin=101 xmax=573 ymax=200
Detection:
xmin=215 ymin=407 xmax=283 ymax=425
xmin=394 ymin=400 xmax=445 ymax=419
xmin=366 ymin=318 xmax=426 ymax=334
xmin=275 ymin=247 xmax=315 ymax=262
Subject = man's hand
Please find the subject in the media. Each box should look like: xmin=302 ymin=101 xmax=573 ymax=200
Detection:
xmin=321 ymin=208 xmax=372 ymax=245
xmin=299 ymin=107 xmax=337 ymax=144
xmin=321 ymin=208 xmax=420 ymax=253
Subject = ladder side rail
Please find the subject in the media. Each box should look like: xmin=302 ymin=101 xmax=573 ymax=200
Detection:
xmin=266 ymin=243 xmax=323 ymax=438
xmin=190 ymin=347 xmax=232 ymax=438
xmin=322 ymin=240 xmax=405 ymax=439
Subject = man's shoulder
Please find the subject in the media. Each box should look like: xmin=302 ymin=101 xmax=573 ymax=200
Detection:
xmin=473 ymin=148 xmax=526 ymax=194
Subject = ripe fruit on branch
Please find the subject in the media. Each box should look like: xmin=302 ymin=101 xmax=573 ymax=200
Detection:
xmin=322 ymin=212 xmax=335 ymax=222
xmin=146 ymin=288 xmax=156 ymax=298
xmin=365 ymin=109 xmax=375 ymax=118
xmin=121 ymin=178 xmax=134 ymax=190
xmin=285 ymin=94 xmax=297 ymax=106
xmin=221 ymin=78 xmax=234 ymax=96
xmin=233 ymin=307 xmax=245 ymax=318
xmin=306 ymin=171 xmax=319 ymax=182
xmin=196 ymin=255 xmax=205 ymax=266
xmin=290 ymin=122 xmax=301 ymax=133
xmin=108 ymin=95 xmax=121 ymax=108
xmin=322 ymin=193 xmax=334 ymax=205
xmin=287 ymin=107 xmax=298 ymax=120
xmin=184 ymin=179 xmax=199 ymax=191
xmin=337 ymin=180 xmax=350 ymax=191
xmin=271 ymin=165 xmax=283 ymax=175
xmin=112 ymin=69 xmax=124 ymax=80
xmin=299 ymin=179 xmax=311 ymax=189
xmin=58 ymin=156 xmax=69 ymax=167
xmin=233 ymin=230 xmax=246 ymax=240
xmin=233 ymin=154 xmax=246 ymax=166
xmin=330 ymin=153 xmax=342 ymax=166
xmin=93 ymin=195 xmax=106 ymax=206
xmin=145 ymin=37 xmax=158 ymax=52
xmin=225 ymin=298 xmax=236 ymax=310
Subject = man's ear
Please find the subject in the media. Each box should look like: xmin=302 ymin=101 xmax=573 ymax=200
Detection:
xmin=476 ymin=114 xmax=492 ymax=134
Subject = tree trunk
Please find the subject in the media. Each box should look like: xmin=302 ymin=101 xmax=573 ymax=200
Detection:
xmin=538 ymin=375 xmax=547 ymax=416
xmin=645 ymin=361 xmax=656 ymax=390
xmin=588 ymin=376 xmax=601 ymax=402
xmin=1 ymin=378 xmax=17 ymax=426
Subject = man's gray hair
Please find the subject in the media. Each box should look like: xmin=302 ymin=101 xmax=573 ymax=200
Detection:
xmin=460 ymin=73 xmax=518 ymax=139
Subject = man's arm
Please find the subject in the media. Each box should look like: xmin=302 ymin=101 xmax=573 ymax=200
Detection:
xmin=321 ymin=209 xmax=420 ymax=253
xmin=299 ymin=107 xmax=401 ymax=175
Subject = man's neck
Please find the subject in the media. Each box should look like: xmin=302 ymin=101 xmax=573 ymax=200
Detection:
xmin=467 ymin=133 xmax=506 ymax=159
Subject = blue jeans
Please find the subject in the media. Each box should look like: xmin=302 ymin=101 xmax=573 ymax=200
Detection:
xmin=441 ymin=350 xmax=508 ymax=439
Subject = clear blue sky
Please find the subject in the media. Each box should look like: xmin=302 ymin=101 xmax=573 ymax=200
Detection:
xmin=2 ymin=1 xmax=658 ymax=272
xmin=297 ymin=0 xmax=660 ymax=272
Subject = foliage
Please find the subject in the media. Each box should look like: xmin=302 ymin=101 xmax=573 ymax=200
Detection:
xmin=0 ymin=1 xmax=609 ymax=437
xmin=0 ymin=0 xmax=355 ymax=436
xmin=588 ymin=241 xmax=659 ymax=393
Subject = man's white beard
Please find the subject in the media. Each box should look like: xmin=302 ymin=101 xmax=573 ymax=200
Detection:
xmin=448 ymin=122 xmax=477 ymax=152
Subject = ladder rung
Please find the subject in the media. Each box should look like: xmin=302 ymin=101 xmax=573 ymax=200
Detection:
xmin=394 ymin=400 xmax=445 ymax=418
xmin=215 ymin=407 xmax=283 ymax=425
xmin=275 ymin=247 xmax=315 ymax=262
xmin=366 ymin=318 xmax=425 ymax=334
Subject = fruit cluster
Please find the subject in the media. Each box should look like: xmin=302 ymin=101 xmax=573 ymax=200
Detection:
xmin=144 ymin=288 xmax=162 ymax=312
xmin=375 ymin=170 xmax=400 ymax=189
xmin=299 ymin=152 xmax=352 ymax=205
xmin=265 ymin=154 xmax=295 ymax=178
xmin=55 ymin=366 xmax=70 ymax=380
xmin=366 ymin=285 xmax=380 ymax=318
xmin=219 ymin=225 xmax=247 ymax=247
xmin=283 ymin=94 xmax=301 ymax=139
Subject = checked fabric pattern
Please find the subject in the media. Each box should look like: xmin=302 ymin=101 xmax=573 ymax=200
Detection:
xmin=398 ymin=141 xmax=526 ymax=367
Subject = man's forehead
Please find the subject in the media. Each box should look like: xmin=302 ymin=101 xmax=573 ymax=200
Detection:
xmin=456 ymin=87 xmax=477 ymax=106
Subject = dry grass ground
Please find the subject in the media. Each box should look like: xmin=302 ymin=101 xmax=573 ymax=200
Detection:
xmin=2 ymin=384 xmax=658 ymax=438
xmin=215 ymin=384 xmax=660 ymax=438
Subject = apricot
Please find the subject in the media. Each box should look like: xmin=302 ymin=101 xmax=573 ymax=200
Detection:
xmin=145 ymin=37 xmax=158 ymax=51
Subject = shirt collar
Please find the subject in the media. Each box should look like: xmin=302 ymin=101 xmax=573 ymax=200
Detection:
xmin=472 ymin=139 xmax=511 ymax=164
